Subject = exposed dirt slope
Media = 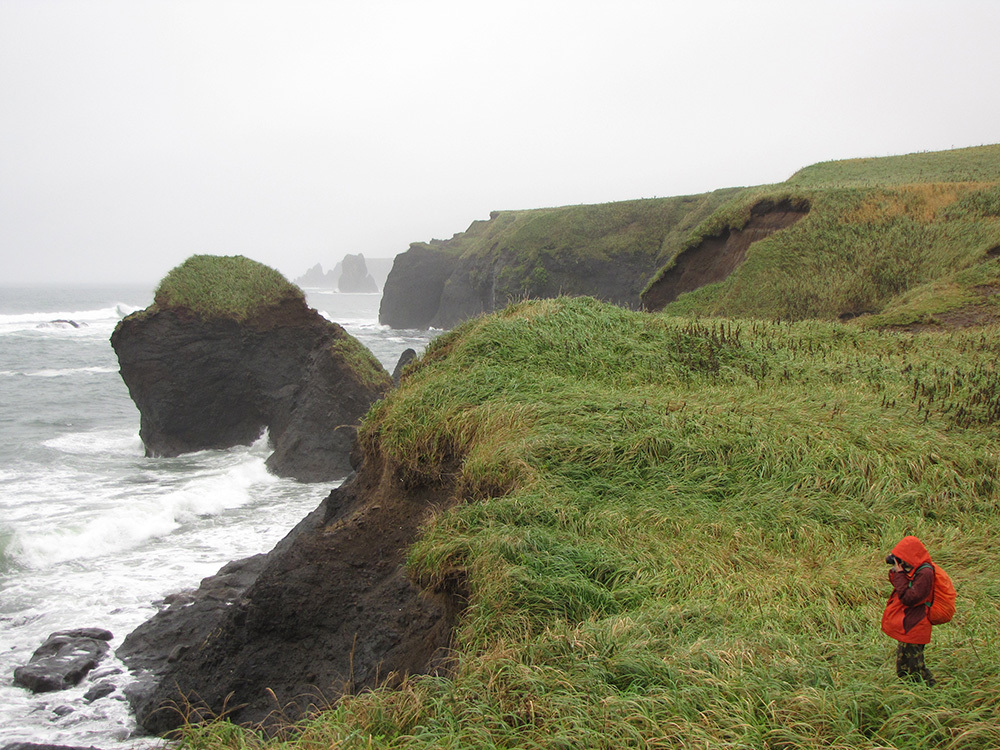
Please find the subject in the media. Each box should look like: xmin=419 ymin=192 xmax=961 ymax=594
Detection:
xmin=642 ymin=199 xmax=809 ymax=311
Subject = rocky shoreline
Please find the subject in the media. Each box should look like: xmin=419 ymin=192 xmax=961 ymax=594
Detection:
xmin=117 ymin=455 xmax=465 ymax=735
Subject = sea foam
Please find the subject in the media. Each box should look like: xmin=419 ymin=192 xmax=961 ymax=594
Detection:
xmin=0 ymin=303 xmax=140 ymax=336
xmin=43 ymin=428 xmax=143 ymax=457
xmin=25 ymin=366 xmax=120 ymax=378
xmin=9 ymin=455 xmax=275 ymax=568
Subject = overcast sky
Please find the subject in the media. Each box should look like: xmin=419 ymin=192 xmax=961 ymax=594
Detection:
xmin=2 ymin=1 xmax=999 ymax=285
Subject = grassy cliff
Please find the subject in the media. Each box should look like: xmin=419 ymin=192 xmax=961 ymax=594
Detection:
xmin=647 ymin=145 xmax=1000 ymax=324
xmin=407 ymin=190 xmax=739 ymax=300
xmin=186 ymin=297 xmax=1000 ymax=749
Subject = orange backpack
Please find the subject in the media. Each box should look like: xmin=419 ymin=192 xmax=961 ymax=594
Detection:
xmin=917 ymin=562 xmax=956 ymax=625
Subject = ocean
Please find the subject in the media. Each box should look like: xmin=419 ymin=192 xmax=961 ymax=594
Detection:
xmin=0 ymin=285 xmax=435 ymax=747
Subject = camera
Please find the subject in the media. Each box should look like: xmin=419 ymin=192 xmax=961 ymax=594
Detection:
xmin=885 ymin=554 xmax=898 ymax=565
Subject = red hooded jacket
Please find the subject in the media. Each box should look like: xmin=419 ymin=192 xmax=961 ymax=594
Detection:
xmin=881 ymin=536 xmax=934 ymax=644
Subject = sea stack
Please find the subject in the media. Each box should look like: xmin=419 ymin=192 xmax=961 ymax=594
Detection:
xmin=110 ymin=254 xmax=392 ymax=482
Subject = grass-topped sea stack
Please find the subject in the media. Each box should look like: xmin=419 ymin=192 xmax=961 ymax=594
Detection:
xmin=111 ymin=254 xmax=392 ymax=481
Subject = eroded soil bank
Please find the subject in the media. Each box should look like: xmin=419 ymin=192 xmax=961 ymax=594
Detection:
xmin=642 ymin=199 xmax=809 ymax=311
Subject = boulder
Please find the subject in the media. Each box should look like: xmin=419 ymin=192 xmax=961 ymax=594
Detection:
xmin=111 ymin=260 xmax=392 ymax=482
xmin=13 ymin=629 xmax=113 ymax=693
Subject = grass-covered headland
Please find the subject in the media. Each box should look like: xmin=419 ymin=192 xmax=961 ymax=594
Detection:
xmin=184 ymin=296 xmax=1000 ymax=750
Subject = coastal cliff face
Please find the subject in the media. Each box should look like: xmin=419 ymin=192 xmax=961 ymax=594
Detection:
xmin=118 ymin=445 xmax=465 ymax=735
xmin=378 ymin=243 xmax=457 ymax=329
xmin=378 ymin=193 xmax=737 ymax=329
xmin=111 ymin=257 xmax=391 ymax=482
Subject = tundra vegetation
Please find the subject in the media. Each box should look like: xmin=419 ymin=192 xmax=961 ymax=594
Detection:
xmin=177 ymin=147 xmax=1000 ymax=749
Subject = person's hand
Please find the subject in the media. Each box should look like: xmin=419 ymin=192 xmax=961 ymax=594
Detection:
xmin=892 ymin=561 xmax=904 ymax=573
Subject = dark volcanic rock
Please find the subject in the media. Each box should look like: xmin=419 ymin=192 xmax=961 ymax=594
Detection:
xmin=117 ymin=555 xmax=266 ymax=680
xmin=392 ymin=348 xmax=417 ymax=384
xmin=13 ymin=629 xmax=113 ymax=693
xmin=110 ymin=294 xmax=391 ymax=482
xmin=83 ymin=681 xmax=117 ymax=702
xmin=338 ymin=253 xmax=378 ymax=293
xmin=379 ymin=244 xmax=458 ymax=329
xmin=120 ymin=461 xmax=465 ymax=735
xmin=427 ymin=247 xmax=658 ymax=330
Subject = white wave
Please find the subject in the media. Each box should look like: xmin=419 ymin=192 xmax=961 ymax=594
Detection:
xmin=0 ymin=303 xmax=140 ymax=335
xmin=24 ymin=366 xmax=119 ymax=378
xmin=115 ymin=302 xmax=142 ymax=318
xmin=43 ymin=428 xmax=142 ymax=456
xmin=317 ymin=310 xmax=383 ymax=328
xmin=9 ymin=456 xmax=277 ymax=568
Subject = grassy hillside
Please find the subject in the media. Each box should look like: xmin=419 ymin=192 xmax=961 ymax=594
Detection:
xmin=185 ymin=297 xmax=1000 ymax=750
xmin=649 ymin=145 xmax=1000 ymax=324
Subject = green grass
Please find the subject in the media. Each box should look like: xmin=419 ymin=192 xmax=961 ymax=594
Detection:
xmin=786 ymin=144 xmax=1000 ymax=188
xmin=153 ymin=254 xmax=305 ymax=321
xmin=648 ymin=147 xmax=1000 ymax=321
xmin=326 ymin=336 xmax=394 ymax=392
xmin=180 ymin=296 xmax=1000 ymax=749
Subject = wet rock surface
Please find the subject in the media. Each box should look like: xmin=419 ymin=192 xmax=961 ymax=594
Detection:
xmin=13 ymin=629 xmax=113 ymax=694
xmin=392 ymin=348 xmax=417 ymax=384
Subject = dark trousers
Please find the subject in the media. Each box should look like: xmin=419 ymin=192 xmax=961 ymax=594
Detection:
xmin=896 ymin=642 xmax=935 ymax=685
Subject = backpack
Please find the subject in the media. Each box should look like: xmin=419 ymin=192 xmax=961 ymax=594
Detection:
xmin=916 ymin=562 xmax=956 ymax=625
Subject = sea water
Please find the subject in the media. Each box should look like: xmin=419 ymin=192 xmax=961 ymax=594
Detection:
xmin=0 ymin=285 xmax=435 ymax=747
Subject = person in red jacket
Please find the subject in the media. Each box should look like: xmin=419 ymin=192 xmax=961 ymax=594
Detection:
xmin=880 ymin=535 xmax=935 ymax=685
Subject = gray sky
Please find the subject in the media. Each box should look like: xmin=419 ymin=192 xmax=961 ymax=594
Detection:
xmin=2 ymin=0 xmax=999 ymax=285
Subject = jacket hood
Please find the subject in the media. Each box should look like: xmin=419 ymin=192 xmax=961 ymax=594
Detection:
xmin=891 ymin=535 xmax=931 ymax=568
